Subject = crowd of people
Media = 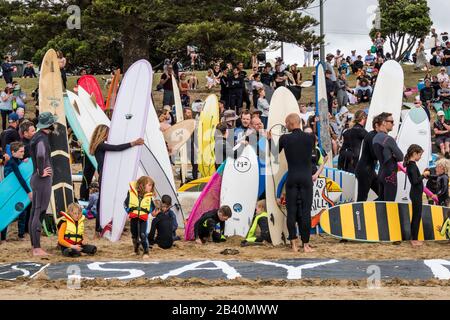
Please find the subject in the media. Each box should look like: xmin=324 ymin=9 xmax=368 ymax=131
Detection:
xmin=1 ymin=28 xmax=450 ymax=257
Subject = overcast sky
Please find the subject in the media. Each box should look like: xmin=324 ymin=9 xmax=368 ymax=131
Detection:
xmin=266 ymin=0 xmax=450 ymax=64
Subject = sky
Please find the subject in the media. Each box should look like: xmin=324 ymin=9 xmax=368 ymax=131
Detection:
xmin=266 ymin=0 xmax=450 ymax=65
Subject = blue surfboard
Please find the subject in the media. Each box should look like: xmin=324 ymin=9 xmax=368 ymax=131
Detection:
xmin=0 ymin=161 xmax=33 ymax=231
xmin=63 ymin=93 xmax=98 ymax=169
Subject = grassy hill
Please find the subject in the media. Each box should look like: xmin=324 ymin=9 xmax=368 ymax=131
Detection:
xmin=0 ymin=64 xmax=435 ymax=127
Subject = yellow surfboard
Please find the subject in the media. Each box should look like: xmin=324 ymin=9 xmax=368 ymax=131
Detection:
xmin=198 ymin=94 xmax=219 ymax=177
xmin=39 ymin=49 xmax=74 ymax=222
xmin=320 ymin=201 xmax=449 ymax=242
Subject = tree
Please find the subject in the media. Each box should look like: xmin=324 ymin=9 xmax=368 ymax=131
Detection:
xmin=371 ymin=0 xmax=432 ymax=61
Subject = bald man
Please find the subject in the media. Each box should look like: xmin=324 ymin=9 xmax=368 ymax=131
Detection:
xmin=275 ymin=113 xmax=315 ymax=253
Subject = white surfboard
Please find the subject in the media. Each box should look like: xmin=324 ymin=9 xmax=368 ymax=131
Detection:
xmin=265 ymin=87 xmax=301 ymax=246
xmin=172 ymin=76 xmax=188 ymax=184
xmin=142 ymin=84 xmax=182 ymax=227
xmin=395 ymin=107 xmax=431 ymax=202
xmin=300 ymin=80 xmax=313 ymax=88
xmin=221 ymin=145 xmax=259 ymax=237
xmin=315 ymin=63 xmax=333 ymax=168
xmin=365 ymin=60 xmax=404 ymax=138
xmin=100 ymin=60 xmax=153 ymax=242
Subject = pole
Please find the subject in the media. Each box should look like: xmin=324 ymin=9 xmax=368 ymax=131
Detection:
xmin=319 ymin=0 xmax=325 ymax=62
xmin=281 ymin=42 xmax=284 ymax=61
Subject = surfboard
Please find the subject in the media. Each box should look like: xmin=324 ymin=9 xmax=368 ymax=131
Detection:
xmin=365 ymin=60 xmax=404 ymax=138
xmin=163 ymin=119 xmax=195 ymax=155
xmin=100 ymin=60 xmax=152 ymax=242
xmin=172 ymin=76 xmax=188 ymax=184
xmin=105 ymin=69 xmax=121 ymax=111
xmin=320 ymin=201 xmax=449 ymax=242
xmin=78 ymin=75 xmax=105 ymax=111
xmin=198 ymin=94 xmax=219 ymax=177
xmin=221 ymin=145 xmax=259 ymax=237
xmin=424 ymin=37 xmax=435 ymax=50
xmin=300 ymin=80 xmax=313 ymax=88
xmin=396 ymin=107 xmax=432 ymax=203
xmin=0 ymin=161 xmax=33 ymax=232
xmin=141 ymin=82 xmax=181 ymax=227
xmin=137 ymin=145 xmax=184 ymax=233
xmin=77 ymin=86 xmax=111 ymax=130
xmin=184 ymin=162 xmax=226 ymax=241
xmin=265 ymin=86 xmax=301 ymax=246
xmin=315 ymin=62 xmax=332 ymax=168
xmin=64 ymin=91 xmax=97 ymax=168
xmin=39 ymin=48 xmax=74 ymax=220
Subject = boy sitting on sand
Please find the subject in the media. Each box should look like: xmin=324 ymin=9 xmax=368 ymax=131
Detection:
xmin=148 ymin=195 xmax=178 ymax=250
xmin=58 ymin=203 xmax=97 ymax=257
xmin=194 ymin=206 xmax=232 ymax=244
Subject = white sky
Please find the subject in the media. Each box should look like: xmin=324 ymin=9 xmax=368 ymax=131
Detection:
xmin=266 ymin=0 xmax=450 ymax=64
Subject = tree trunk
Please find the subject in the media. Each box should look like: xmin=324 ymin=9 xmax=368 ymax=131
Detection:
xmin=122 ymin=24 xmax=150 ymax=72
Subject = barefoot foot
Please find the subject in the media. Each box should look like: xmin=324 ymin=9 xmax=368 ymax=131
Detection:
xmin=303 ymin=244 xmax=315 ymax=253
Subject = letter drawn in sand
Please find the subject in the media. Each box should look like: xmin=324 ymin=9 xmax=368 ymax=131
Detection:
xmin=154 ymin=260 xmax=241 ymax=280
xmin=255 ymin=260 xmax=339 ymax=280
xmin=424 ymin=259 xmax=450 ymax=280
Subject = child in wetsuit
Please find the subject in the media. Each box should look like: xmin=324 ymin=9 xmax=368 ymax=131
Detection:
xmin=124 ymin=176 xmax=155 ymax=258
xmin=58 ymin=203 xmax=97 ymax=257
xmin=148 ymin=195 xmax=178 ymax=249
xmin=434 ymin=161 xmax=449 ymax=206
xmin=404 ymin=144 xmax=431 ymax=247
xmin=1 ymin=141 xmax=30 ymax=241
xmin=241 ymin=200 xmax=271 ymax=246
xmin=194 ymin=206 xmax=232 ymax=244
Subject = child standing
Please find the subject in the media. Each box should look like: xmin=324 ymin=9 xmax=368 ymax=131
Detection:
xmin=434 ymin=160 xmax=450 ymax=206
xmin=404 ymin=144 xmax=430 ymax=247
xmin=194 ymin=205 xmax=232 ymax=244
xmin=84 ymin=182 xmax=99 ymax=219
xmin=58 ymin=203 xmax=97 ymax=257
xmin=124 ymin=176 xmax=155 ymax=258
xmin=242 ymin=200 xmax=272 ymax=246
xmin=148 ymin=195 xmax=178 ymax=249
xmin=1 ymin=141 xmax=31 ymax=241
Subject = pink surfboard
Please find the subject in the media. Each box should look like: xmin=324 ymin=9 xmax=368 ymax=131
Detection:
xmin=184 ymin=162 xmax=225 ymax=240
xmin=78 ymin=75 xmax=106 ymax=110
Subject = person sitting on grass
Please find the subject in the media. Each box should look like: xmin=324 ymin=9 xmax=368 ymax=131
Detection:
xmin=433 ymin=110 xmax=450 ymax=158
xmin=194 ymin=205 xmax=232 ymax=245
xmin=354 ymin=78 xmax=373 ymax=103
xmin=58 ymin=203 xmax=97 ymax=257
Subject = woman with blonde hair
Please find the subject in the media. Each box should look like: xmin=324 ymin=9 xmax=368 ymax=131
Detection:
xmin=89 ymin=124 xmax=144 ymax=233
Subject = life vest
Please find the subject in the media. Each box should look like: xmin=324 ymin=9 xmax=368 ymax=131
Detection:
xmin=245 ymin=212 xmax=268 ymax=243
xmin=316 ymin=147 xmax=324 ymax=166
xmin=60 ymin=211 xmax=85 ymax=245
xmin=127 ymin=181 xmax=153 ymax=221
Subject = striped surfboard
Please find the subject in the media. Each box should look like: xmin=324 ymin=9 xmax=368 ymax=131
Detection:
xmin=320 ymin=202 xmax=449 ymax=242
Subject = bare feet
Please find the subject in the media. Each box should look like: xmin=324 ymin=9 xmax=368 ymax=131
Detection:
xmin=303 ymin=243 xmax=315 ymax=253
xmin=142 ymin=254 xmax=150 ymax=260
xmin=32 ymin=248 xmax=50 ymax=256
xmin=411 ymin=240 xmax=423 ymax=247
xmin=291 ymin=240 xmax=299 ymax=252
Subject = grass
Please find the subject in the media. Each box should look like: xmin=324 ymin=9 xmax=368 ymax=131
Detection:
xmin=0 ymin=64 xmax=436 ymax=127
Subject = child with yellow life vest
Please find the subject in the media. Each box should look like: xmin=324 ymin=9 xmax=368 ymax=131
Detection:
xmin=58 ymin=203 xmax=97 ymax=257
xmin=241 ymin=200 xmax=272 ymax=246
xmin=123 ymin=176 xmax=155 ymax=258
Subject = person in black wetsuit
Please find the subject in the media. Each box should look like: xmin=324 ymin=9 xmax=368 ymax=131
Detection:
xmin=269 ymin=113 xmax=315 ymax=253
xmin=372 ymin=112 xmax=404 ymax=201
xmin=338 ymin=110 xmax=368 ymax=173
xmin=404 ymin=144 xmax=430 ymax=247
xmin=194 ymin=206 xmax=232 ymax=244
xmin=355 ymin=114 xmax=384 ymax=201
xmin=89 ymin=124 xmax=144 ymax=233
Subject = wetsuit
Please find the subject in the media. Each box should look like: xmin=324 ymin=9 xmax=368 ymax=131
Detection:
xmin=0 ymin=125 xmax=20 ymax=150
xmin=194 ymin=210 xmax=225 ymax=243
xmin=79 ymin=154 xmax=95 ymax=201
xmin=435 ymin=174 xmax=449 ymax=206
xmin=29 ymin=130 xmax=52 ymax=249
xmin=94 ymin=142 xmax=133 ymax=232
xmin=148 ymin=211 xmax=175 ymax=249
xmin=406 ymin=161 xmax=424 ymax=240
xmin=338 ymin=123 xmax=367 ymax=173
xmin=373 ymin=132 xmax=404 ymax=201
xmin=278 ymin=129 xmax=314 ymax=243
xmin=355 ymin=130 xmax=379 ymax=201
